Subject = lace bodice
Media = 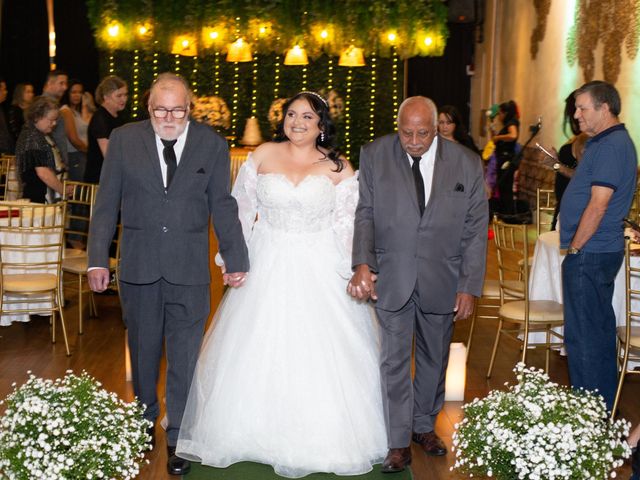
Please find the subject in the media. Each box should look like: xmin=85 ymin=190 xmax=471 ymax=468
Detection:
xmin=256 ymin=173 xmax=336 ymax=233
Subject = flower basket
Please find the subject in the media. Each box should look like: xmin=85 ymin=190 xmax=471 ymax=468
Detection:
xmin=0 ymin=371 xmax=151 ymax=480
xmin=452 ymin=363 xmax=632 ymax=479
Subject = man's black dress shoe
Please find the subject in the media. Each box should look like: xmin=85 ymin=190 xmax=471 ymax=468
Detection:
xmin=381 ymin=447 xmax=411 ymax=473
xmin=167 ymin=446 xmax=191 ymax=476
xmin=412 ymin=431 xmax=447 ymax=456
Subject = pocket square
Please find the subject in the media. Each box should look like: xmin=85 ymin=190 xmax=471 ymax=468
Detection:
xmin=454 ymin=182 xmax=464 ymax=192
xmin=196 ymin=168 xmax=206 ymax=174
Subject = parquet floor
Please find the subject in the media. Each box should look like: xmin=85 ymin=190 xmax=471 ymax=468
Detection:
xmin=0 ymin=235 xmax=637 ymax=479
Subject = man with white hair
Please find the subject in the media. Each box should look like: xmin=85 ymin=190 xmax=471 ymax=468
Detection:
xmin=350 ymin=96 xmax=488 ymax=473
xmin=87 ymin=73 xmax=249 ymax=475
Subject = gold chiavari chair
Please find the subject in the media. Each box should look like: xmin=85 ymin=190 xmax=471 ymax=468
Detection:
xmin=486 ymin=218 xmax=564 ymax=378
xmin=611 ymin=238 xmax=640 ymax=419
xmin=0 ymin=155 xmax=11 ymax=200
xmin=1 ymin=155 xmax=20 ymax=200
xmin=536 ymin=188 xmax=556 ymax=237
xmin=0 ymin=202 xmax=70 ymax=355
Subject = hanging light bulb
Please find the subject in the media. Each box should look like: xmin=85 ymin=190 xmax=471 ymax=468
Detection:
xmin=226 ymin=38 xmax=253 ymax=62
xmin=283 ymin=44 xmax=308 ymax=65
xmin=338 ymin=45 xmax=366 ymax=67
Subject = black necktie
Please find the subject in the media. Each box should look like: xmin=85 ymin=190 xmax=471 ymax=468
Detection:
xmin=161 ymin=139 xmax=178 ymax=188
xmin=411 ymin=156 xmax=425 ymax=216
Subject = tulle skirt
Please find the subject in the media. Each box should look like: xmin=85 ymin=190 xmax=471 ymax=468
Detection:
xmin=176 ymin=223 xmax=388 ymax=477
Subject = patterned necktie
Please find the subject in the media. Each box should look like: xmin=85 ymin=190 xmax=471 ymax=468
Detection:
xmin=411 ymin=156 xmax=425 ymax=216
xmin=161 ymin=139 xmax=178 ymax=188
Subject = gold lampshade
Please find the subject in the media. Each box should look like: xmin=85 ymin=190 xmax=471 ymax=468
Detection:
xmin=338 ymin=45 xmax=366 ymax=67
xmin=226 ymin=38 xmax=253 ymax=62
xmin=283 ymin=44 xmax=308 ymax=65
xmin=171 ymin=35 xmax=198 ymax=57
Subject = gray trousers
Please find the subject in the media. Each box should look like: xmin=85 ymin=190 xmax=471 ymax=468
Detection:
xmin=119 ymin=278 xmax=209 ymax=446
xmin=375 ymin=290 xmax=454 ymax=448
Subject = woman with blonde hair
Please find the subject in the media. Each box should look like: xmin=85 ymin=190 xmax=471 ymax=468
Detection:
xmin=85 ymin=75 xmax=127 ymax=183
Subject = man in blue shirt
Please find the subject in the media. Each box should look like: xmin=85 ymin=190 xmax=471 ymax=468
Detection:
xmin=559 ymin=80 xmax=637 ymax=411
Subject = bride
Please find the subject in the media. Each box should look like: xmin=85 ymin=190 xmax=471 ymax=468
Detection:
xmin=176 ymin=91 xmax=387 ymax=477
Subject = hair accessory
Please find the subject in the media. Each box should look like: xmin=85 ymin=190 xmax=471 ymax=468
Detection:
xmin=298 ymin=91 xmax=329 ymax=108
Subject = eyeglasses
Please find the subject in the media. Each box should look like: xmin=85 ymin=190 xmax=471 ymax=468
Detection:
xmin=151 ymin=108 xmax=188 ymax=119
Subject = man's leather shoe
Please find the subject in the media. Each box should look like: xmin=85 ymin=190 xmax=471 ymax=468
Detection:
xmin=412 ymin=431 xmax=447 ymax=456
xmin=145 ymin=425 xmax=155 ymax=450
xmin=381 ymin=447 xmax=411 ymax=473
xmin=167 ymin=446 xmax=191 ymax=476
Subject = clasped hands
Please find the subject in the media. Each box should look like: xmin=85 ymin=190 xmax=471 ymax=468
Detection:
xmin=347 ymin=264 xmax=378 ymax=300
xmin=221 ymin=265 xmax=248 ymax=288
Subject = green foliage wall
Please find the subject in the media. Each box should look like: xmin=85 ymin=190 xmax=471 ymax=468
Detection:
xmin=101 ymin=49 xmax=403 ymax=165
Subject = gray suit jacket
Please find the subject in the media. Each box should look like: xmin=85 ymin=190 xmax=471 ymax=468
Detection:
xmin=88 ymin=120 xmax=249 ymax=285
xmin=353 ymin=134 xmax=488 ymax=313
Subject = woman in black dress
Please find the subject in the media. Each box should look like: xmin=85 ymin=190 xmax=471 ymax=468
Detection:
xmin=491 ymin=100 xmax=520 ymax=213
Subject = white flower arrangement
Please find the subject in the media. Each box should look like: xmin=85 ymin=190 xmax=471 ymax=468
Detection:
xmin=0 ymin=371 xmax=151 ymax=480
xmin=191 ymin=96 xmax=231 ymax=130
xmin=452 ymin=363 xmax=632 ymax=479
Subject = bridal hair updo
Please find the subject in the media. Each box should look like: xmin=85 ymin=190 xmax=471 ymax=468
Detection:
xmin=274 ymin=91 xmax=344 ymax=172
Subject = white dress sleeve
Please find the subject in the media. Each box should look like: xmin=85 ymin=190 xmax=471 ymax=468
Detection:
xmin=332 ymin=173 xmax=359 ymax=279
xmin=215 ymin=154 xmax=258 ymax=267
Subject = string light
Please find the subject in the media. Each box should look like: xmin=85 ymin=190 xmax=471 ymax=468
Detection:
xmin=153 ymin=40 xmax=159 ymax=78
xmin=192 ymin=56 xmax=199 ymax=95
xmin=213 ymin=51 xmax=220 ymax=96
xmin=301 ymin=64 xmax=308 ymax=90
xmin=251 ymin=50 xmax=259 ymax=116
xmin=392 ymin=46 xmax=399 ymax=126
xmin=174 ymin=54 xmax=181 ymax=73
xmin=273 ymin=37 xmax=281 ymax=100
xmin=327 ymin=56 xmax=333 ymax=91
xmin=230 ymin=17 xmax=242 ymax=146
xmin=344 ymin=68 xmax=352 ymax=160
xmin=369 ymin=53 xmax=376 ymax=140
xmin=108 ymin=52 xmax=115 ymax=74
xmin=132 ymin=49 xmax=139 ymax=118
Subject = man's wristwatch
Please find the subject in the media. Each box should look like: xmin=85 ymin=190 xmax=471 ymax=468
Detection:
xmin=553 ymin=162 xmax=561 ymax=171
xmin=567 ymin=246 xmax=581 ymax=254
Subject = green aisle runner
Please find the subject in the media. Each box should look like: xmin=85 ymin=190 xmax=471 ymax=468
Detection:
xmin=185 ymin=462 xmax=413 ymax=480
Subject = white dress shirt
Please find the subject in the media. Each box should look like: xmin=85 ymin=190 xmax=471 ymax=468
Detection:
xmin=155 ymin=122 xmax=190 ymax=188
xmin=407 ymin=135 xmax=438 ymax=207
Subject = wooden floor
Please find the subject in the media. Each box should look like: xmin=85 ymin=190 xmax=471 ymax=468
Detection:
xmin=0 ymin=236 xmax=638 ymax=479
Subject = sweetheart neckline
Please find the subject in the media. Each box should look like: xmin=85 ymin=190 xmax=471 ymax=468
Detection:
xmin=257 ymin=172 xmax=336 ymax=188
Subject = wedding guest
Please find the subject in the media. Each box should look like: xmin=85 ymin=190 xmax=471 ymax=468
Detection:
xmin=41 ymin=69 xmax=69 ymax=166
xmin=537 ymin=91 xmax=588 ymax=230
xmin=8 ymin=83 xmax=34 ymax=141
xmin=85 ymin=75 xmax=127 ymax=183
xmin=60 ymin=80 xmax=93 ymax=182
xmin=349 ymin=96 xmax=488 ymax=473
xmin=15 ymin=96 xmax=71 ymax=203
xmin=491 ymin=100 xmax=519 ymax=213
xmin=560 ymin=81 xmax=637 ymax=412
xmin=0 ymin=78 xmax=13 ymax=154
xmin=177 ymin=91 xmax=387 ymax=477
xmin=438 ymin=105 xmax=479 ymax=153
xmin=87 ymin=73 xmax=248 ymax=476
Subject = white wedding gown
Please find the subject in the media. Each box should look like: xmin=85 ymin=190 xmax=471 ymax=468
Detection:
xmin=176 ymin=157 xmax=387 ymax=478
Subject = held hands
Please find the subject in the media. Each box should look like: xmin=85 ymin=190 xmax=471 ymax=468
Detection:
xmin=347 ymin=264 xmax=378 ymax=301
xmin=454 ymin=292 xmax=475 ymax=321
xmin=88 ymin=268 xmax=111 ymax=292
xmin=223 ymin=272 xmax=248 ymax=288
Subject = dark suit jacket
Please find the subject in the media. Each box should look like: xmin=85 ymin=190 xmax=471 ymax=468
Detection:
xmin=88 ymin=120 xmax=249 ymax=285
xmin=352 ymin=134 xmax=488 ymax=313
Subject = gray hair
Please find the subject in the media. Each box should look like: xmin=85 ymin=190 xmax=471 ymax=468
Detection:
xmin=397 ymin=96 xmax=438 ymax=126
xmin=149 ymin=73 xmax=193 ymax=105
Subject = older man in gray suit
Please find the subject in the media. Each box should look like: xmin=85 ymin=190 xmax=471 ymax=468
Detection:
xmin=87 ymin=73 xmax=249 ymax=476
xmin=349 ymin=96 xmax=487 ymax=473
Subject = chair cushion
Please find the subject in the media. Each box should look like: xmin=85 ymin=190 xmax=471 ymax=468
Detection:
xmin=62 ymin=256 xmax=117 ymax=274
xmin=616 ymin=326 xmax=640 ymax=348
xmin=499 ymin=300 xmax=564 ymax=322
xmin=2 ymin=273 xmax=58 ymax=292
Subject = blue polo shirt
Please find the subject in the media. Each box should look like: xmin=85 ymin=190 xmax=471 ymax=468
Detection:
xmin=559 ymin=123 xmax=637 ymax=252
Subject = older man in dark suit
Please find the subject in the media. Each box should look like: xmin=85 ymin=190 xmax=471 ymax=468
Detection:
xmin=349 ymin=96 xmax=488 ymax=473
xmin=87 ymin=73 xmax=249 ymax=476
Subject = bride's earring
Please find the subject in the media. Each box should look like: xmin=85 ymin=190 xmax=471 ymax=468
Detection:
xmin=320 ymin=132 xmax=325 ymax=142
